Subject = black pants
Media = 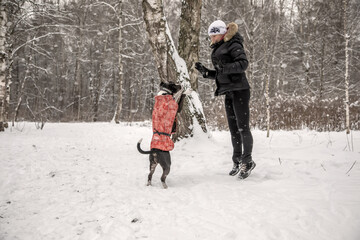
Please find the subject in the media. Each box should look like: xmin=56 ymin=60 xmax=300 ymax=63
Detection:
xmin=225 ymin=89 xmax=253 ymax=164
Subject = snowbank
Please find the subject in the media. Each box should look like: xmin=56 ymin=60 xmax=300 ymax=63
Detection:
xmin=0 ymin=123 xmax=359 ymax=240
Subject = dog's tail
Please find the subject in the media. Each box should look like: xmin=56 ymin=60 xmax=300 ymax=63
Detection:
xmin=137 ymin=138 xmax=153 ymax=154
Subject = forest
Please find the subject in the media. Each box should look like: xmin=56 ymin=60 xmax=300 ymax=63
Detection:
xmin=1 ymin=0 xmax=359 ymax=132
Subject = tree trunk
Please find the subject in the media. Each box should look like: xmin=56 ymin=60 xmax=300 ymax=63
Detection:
xmin=0 ymin=1 xmax=8 ymax=131
xmin=264 ymin=39 xmax=271 ymax=138
xmin=319 ymin=38 xmax=325 ymax=100
xmin=178 ymin=0 xmax=202 ymax=90
xmin=265 ymin=2 xmax=281 ymax=137
xmin=3 ymin=0 xmax=25 ymax=129
xmin=73 ymin=56 xmax=82 ymax=120
xmin=247 ymin=9 xmax=255 ymax=89
xmin=297 ymin=0 xmax=312 ymax=95
xmin=13 ymin=68 xmax=29 ymax=124
xmin=142 ymin=0 xmax=168 ymax=83
xmin=92 ymin=63 xmax=101 ymax=122
xmin=114 ymin=0 xmax=123 ymax=124
xmin=73 ymin=15 xmax=85 ymax=121
xmin=142 ymin=0 xmax=207 ymax=139
xmin=343 ymin=0 xmax=350 ymax=134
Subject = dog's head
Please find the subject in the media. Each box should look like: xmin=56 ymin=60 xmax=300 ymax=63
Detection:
xmin=158 ymin=82 xmax=182 ymax=95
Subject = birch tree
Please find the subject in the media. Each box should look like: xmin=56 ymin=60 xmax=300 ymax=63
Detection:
xmin=142 ymin=0 xmax=207 ymax=138
xmin=0 ymin=0 xmax=25 ymax=131
xmin=343 ymin=0 xmax=350 ymax=134
xmin=0 ymin=0 xmax=8 ymax=131
xmin=263 ymin=39 xmax=271 ymax=137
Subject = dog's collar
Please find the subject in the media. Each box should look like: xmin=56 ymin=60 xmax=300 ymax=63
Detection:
xmin=157 ymin=90 xmax=171 ymax=96
xmin=160 ymin=86 xmax=173 ymax=94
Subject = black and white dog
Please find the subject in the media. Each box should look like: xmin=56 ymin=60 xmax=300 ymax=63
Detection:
xmin=137 ymin=82 xmax=188 ymax=189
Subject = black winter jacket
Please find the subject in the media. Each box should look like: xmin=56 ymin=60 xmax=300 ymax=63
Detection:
xmin=207 ymin=22 xmax=250 ymax=96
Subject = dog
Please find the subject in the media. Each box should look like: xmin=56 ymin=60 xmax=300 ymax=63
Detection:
xmin=137 ymin=82 xmax=187 ymax=189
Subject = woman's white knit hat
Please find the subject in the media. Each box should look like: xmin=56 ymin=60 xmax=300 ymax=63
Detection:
xmin=208 ymin=20 xmax=227 ymax=36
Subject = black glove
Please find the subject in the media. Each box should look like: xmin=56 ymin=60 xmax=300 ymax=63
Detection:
xmin=195 ymin=62 xmax=209 ymax=78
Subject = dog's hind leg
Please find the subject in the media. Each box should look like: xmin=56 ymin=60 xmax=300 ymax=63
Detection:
xmin=160 ymin=152 xmax=171 ymax=189
xmin=160 ymin=166 xmax=170 ymax=189
xmin=147 ymin=162 xmax=157 ymax=186
xmin=147 ymin=153 xmax=158 ymax=186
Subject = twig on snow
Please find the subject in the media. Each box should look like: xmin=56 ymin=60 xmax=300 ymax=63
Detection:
xmin=320 ymin=163 xmax=326 ymax=172
xmin=346 ymin=161 xmax=357 ymax=175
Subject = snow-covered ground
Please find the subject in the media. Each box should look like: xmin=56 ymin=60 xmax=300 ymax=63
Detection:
xmin=0 ymin=122 xmax=359 ymax=240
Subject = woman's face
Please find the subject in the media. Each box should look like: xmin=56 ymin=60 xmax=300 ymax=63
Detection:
xmin=210 ymin=34 xmax=224 ymax=44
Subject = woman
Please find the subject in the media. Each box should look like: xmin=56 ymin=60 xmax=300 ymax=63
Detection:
xmin=195 ymin=20 xmax=256 ymax=179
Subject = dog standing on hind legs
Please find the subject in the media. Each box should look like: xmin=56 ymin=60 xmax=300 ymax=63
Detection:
xmin=137 ymin=82 xmax=188 ymax=189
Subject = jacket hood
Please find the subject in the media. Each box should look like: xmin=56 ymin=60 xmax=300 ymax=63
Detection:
xmin=224 ymin=22 xmax=243 ymax=43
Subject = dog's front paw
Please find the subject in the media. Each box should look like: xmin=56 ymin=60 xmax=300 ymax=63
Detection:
xmin=162 ymin=182 xmax=168 ymax=189
xmin=147 ymin=181 xmax=152 ymax=186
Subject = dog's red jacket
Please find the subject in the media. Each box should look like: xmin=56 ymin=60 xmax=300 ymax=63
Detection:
xmin=150 ymin=95 xmax=178 ymax=151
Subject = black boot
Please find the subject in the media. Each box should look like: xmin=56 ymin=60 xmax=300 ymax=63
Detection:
xmin=229 ymin=163 xmax=241 ymax=176
xmin=229 ymin=156 xmax=242 ymax=176
xmin=238 ymin=161 xmax=256 ymax=179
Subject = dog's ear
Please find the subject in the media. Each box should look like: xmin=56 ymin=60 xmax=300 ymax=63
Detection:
xmin=160 ymin=82 xmax=166 ymax=88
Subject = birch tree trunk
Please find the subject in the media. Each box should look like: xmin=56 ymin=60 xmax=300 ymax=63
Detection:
xmin=343 ymin=0 xmax=350 ymax=134
xmin=264 ymin=39 xmax=271 ymax=138
xmin=142 ymin=0 xmax=207 ymax=139
xmin=114 ymin=0 xmax=123 ymax=124
xmin=0 ymin=1 xmax=8 ymax=131
xmin=142 ymin=0 xmax=168 ymax=83
xmin=0 ymin=0 xmax=16 ymax=131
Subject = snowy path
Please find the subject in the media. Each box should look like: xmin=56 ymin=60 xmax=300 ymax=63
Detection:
xmin=1 ymin=123 xmax=359 ymax=240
